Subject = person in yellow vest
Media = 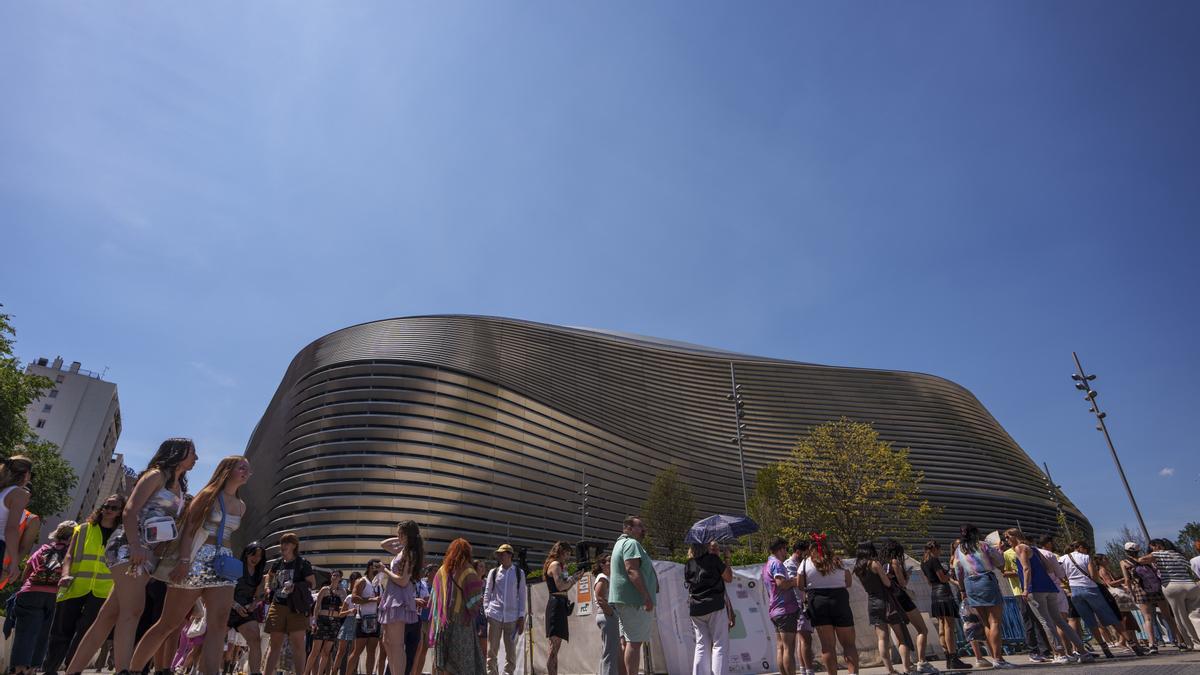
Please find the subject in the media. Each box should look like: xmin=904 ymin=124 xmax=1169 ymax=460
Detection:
xmin=41 ymin=494 xmax=125 ymax=675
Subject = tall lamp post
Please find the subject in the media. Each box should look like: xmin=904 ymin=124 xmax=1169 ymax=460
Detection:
xmin=1070 ymin=351 xmax=1152 ymax=545
xmin=727 ymin=363 xmax=749 ymax=515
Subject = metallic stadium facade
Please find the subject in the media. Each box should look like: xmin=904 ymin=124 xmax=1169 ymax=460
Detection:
xmin=240 ymin=315 xmax=1089 ymax=568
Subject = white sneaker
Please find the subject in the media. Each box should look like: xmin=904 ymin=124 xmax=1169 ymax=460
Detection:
xmin=917 ymin=662 xmax=940 ymax=673
xmin=975 ymin=659 xmax=992 ymax=668
xmin=1052 ymin=655 xmax=1071 ymax=664
xmin=992 ymin=661 xmax=1018 ymax=670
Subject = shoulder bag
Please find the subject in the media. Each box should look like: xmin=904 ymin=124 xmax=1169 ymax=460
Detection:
xmin=1065 ymin=553 xmax=1121 ymax=616
xmin=212 ymin=494 xmax=243 ymax=582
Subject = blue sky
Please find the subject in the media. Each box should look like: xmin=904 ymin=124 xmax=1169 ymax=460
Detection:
xmin=2 ymin=2 xmax=1196 ymax=546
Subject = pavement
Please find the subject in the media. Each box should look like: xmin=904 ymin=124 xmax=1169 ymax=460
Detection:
xmin=848 ymin=645 xmax=1200 ymax=674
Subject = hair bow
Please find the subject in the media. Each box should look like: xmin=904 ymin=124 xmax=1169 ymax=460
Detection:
xmin=810 ymin=532 xmax=827 ymax=558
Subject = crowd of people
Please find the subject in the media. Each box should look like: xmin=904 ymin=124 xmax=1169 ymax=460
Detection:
xmin=0 ymin=441 xmax=1198 ymax=675
xmin=680 ymin=524 xmax=1200 ymax=675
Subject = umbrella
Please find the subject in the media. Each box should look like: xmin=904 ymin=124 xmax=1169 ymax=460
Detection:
xmin=684 ymin=514 xmax=759 ymax=545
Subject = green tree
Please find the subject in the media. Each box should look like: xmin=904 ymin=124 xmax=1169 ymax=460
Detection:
xmin=641 ymin=466 xmax=696 ymax=557
xmin=748 ymin=463 xmax=786 ymax=547
xmin=0 ymin=306 xmax=78 ymax=516
xmin=1177 ymin=522 xmax=1200 ymax=553
xmin=776 ymin=417 xmax=939 ymax=555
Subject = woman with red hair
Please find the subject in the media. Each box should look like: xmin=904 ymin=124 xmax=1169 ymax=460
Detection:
xmin=428 ymin=538 xmax=485 ymax=675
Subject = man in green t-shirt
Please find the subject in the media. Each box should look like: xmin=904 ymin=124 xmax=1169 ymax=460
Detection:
xmin=609 ymin=515 xmax=658 ymax=675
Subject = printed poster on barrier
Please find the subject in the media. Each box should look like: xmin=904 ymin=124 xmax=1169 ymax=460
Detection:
xmin=576 ymin=572 xmax=593 ymax=616
xmin=726 ymin=574 xmax=774 ymax=675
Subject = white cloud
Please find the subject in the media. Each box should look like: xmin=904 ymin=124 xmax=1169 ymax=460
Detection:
xmin=190 ymin=361 xmax=236 ymax=388
xmin=1159 ymin=467 xmax=1175 ymax=477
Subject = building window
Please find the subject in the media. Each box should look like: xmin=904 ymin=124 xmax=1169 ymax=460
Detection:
xmin=42 ymin=404 xmax=52 ymax=413
xmin=36 ymin=419 xmax=46 ymax=429
xmin=55 ymin=375 xmax=65 ymax=383
xmin=49 ymin=389 xmax=59 ymax=398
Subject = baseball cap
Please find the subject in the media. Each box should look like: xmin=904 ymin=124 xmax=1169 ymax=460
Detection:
xmin=1123 ymin=541 xmax=1139 ymax=552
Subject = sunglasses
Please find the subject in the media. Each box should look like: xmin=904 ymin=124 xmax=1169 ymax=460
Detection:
xmin=102 ymin=504 xmax=122 ymax=511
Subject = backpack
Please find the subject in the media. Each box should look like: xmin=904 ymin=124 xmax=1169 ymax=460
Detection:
xmin=28 ymin=544 xmax=66 ymax=586
xmin=486 ymin=565 xmax=524 ymax=601
xmin=1131 ymin=563 xmax=1162 ymax=594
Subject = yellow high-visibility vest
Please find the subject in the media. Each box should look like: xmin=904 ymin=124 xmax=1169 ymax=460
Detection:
xmin=57 ymin=523 xmax=113 ymax=601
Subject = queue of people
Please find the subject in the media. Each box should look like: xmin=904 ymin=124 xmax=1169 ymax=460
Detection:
xmin=2 ymin=442 xmax=1198 ymax=675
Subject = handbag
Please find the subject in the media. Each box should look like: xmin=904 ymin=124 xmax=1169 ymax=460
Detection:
xmin=141 ymin=515 xmax=178 ymax=545
xmin=212 ymin=494 xmax=243 ymax=582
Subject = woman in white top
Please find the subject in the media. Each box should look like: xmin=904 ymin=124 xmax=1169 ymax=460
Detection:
xmin=65 ymin=438 xmax=197 ymax=675
xmin=797 ymin=537 xmax=858 ymax=675
xmin=0 ymin=455 xmax=33 ymax=583
xmin=350 ymin=559 xmax=384 ymax=675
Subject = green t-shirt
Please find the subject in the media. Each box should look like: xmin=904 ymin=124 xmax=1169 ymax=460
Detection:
xmin=609 ymin=534 xmax=658 ymax=605
xmin=1002 ymin=548 xmax=1023 ymax=594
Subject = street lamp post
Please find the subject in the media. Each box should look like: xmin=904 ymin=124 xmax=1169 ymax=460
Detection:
xmin=1070 ymin=351 xmax=1152 ymax=545
xmin=727 ymin=362 xmax=749 ymax=515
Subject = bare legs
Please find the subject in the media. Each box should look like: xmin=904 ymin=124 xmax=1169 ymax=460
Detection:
xmin=814 ymin=625 xmax=858 ymax=675
xmin=381 ymin=623 xmax=407 ymax=675
xmin=348 ymin=636 xmax=379 ymax=675
xmin=129 ymin=586 xmax=200 ymax=671
xmin=237 ymin=621 xmax=264 ymax=674
xmin=547 ymin=635 xmax=562 ymax=675
xmin=65 ymin=566 xmax=149 ymax=673
xmin=976 ymin=605 xmax=1012 ymax=665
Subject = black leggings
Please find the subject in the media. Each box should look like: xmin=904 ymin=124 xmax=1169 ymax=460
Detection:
xmin=42 ymin=594 xmax=106 ymax=673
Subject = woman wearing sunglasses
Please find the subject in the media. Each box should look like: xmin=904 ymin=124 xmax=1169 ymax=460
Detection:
xmin=41 ymin=495 xmax=126 ymax=674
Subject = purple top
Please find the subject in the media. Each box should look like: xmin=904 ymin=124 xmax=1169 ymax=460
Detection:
xmin=377 ymin=550 xmax=419 ymax=625
xmin=763 ymin=554 xmax=800 ymax=618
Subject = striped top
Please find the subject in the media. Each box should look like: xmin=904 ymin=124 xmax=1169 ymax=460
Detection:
xmin=953 ymin=542 xmax=1003 ymax=577
xmin=1152 ymin=550 xmax=1196 ymax=584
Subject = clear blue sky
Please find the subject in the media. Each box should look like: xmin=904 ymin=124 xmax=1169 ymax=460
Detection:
xmin=2 ymin=2 xmax=1196 ymax=546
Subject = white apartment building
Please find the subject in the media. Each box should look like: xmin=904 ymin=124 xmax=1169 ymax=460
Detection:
xmin=24 ymin=356 xmax=121 ymax=531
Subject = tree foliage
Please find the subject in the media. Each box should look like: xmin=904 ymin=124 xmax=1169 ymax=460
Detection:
xmin=0 ymin=307 xmax=78 ymax=517
xmin=1102 ymin=525 xmax=1148 ymax=574
xmin=775 ymin=417 xmax=938 ymax=556
xmin=748 ymin=463 xmax=786 ymax=547
xmin=641 ymin=466 xmax=696 ymax=557
xmin=1177 ymin=522 xmax=1200 ymax=554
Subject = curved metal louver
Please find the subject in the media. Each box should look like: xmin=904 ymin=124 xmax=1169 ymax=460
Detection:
xmin=240 ymin=315 xmax=1089 ymax=568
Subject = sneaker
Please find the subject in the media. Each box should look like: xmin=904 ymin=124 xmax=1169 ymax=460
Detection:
xmin=1066 ymin=653 xmax=1081 ymax=663
xmin=1079 ymin=652 xmax=1096 ymax=663
xmin=1148 ymin=645 xmax=1159 ymax=654
xmin=1027 ymin=654 xmax=1049 ymax=663
xmin=974 ymin=659 xmax=992 ymax=668
xmin=918 ymin=662 xmax=940 ymax=673
xmin=947 ymin=657 xmax=973 ymax=670
xmin=992 ymin=661 xmax=1018 ymax=670
xmin=1052 ymin=656 xmax=1072 ymax=665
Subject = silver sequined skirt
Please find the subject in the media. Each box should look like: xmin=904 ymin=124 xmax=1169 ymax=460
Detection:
xmin=172 ymin=543 xmax=235 ymax=589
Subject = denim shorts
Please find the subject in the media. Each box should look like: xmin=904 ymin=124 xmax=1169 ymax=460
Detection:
xmin=965 ymin=573 xmax=1002 ymax=607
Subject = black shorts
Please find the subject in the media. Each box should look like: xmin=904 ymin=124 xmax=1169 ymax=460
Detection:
xmin=807 ymin=588 xmax=854 ymax=628
xmin=895 ymin=588 xmax=917 ymax=614
xmin=867 ymin=595 xmax=891 ymax=626
xmin=771 ymin=611 xmax=800 ymax=634
xmin=356 ymin=615 xmax=380 ymax=639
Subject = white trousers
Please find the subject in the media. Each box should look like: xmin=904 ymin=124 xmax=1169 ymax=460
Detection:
xmin=1162 ymin=581 xmax=1200 ymax=648
xmin=691 ymin=609 xmax=729 ymax=675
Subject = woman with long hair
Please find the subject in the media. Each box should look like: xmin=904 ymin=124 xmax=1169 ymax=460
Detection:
xmin=128 ymin=455 xmax=251 ymax=675
xmin=65 ymin=438 xmax=196 ymax=675
xmin=228 ymin=541 xmax=267 ymax=675
xmin=264 ymin=532 xmax=318 ymax=675
xmin=43 ymin=494 xmax=125 ymax=674
xmin=378 ymin=521 xmax=424 ymax=675
xmin=306 ymin=570 xmax=349 ymax=675
xmin=1094 ymin=553 xmax=1146 ymax=655
xmin=853 ymin=541 xmax=910 ymax=675
xmin=0 ymin=455 xmax=33 ymax=584
xmin=880 ymin=540 xmax=935 ymax=673
xmin=951 ymin=525 xmax=1015 ymax=669
xmin=685 ymin=541 xmax=733 ymax=675
xmin=429 ymin=538 xmax=485 ymax=675
xmin=592 ymin=553 xmax=624 ymax=675
xmin=796 ymin=535 xmax=857 ymax=675
xmin=335 ymin=571 xmax=363 ymax=675
xmin=1003 ymin=528 xmax=1087 ymax=664
xmin=920 ymin=541 xmax=971 ymax=671
xmin=350 ymin=559 xmax=384 ymax=675
xmin=10 ymin=520 xmax=77 ymax=674
xmin=542 ymin=541 xmax=576 ymax=675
